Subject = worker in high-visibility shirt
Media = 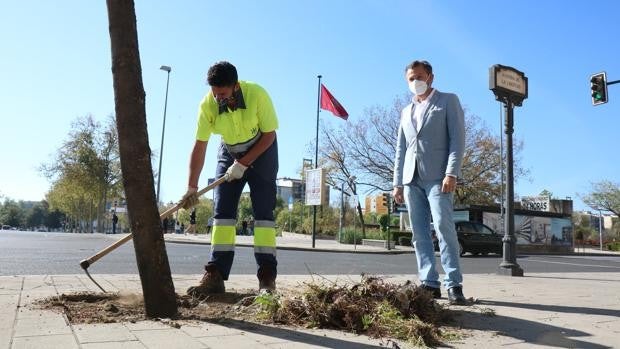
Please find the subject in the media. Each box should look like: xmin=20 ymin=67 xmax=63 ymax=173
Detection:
xmin=181 ymin=61 xmax=279 ymax=296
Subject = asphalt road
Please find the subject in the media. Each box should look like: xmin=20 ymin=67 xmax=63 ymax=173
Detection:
xmin=1 ymin=230 xmax=620 ymax=276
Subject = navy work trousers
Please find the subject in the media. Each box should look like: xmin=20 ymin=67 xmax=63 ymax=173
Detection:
xmin=208 ymin=139 xmax=278 ymax=279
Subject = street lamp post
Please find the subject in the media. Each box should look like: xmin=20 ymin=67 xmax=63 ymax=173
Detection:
xmin=347 ymin=176 xmax=362 ymax=245
xmin=156 ymin=65 xmax=171 ymax=204
xmin=598 ymin=209 xmax=603 ymax=251
xmin=499 ymin=103 xmax=505 ymax=234
xmin=339 ymin=181 xmax=345 ymax=243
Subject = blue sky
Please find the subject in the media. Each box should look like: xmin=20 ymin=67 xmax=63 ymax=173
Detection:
xmin=1 ymin=0 xmax=618 ymax=212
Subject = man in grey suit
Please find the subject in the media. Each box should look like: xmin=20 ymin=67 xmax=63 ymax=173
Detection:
xmin=392 ymin=60 xmax=467 ymax=305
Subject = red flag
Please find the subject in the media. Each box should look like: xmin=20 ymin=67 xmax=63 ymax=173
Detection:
xmin=320 ymin=84 xmax=349 ymax=120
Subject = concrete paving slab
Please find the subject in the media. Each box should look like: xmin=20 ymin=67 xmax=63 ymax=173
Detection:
xmin=13 ymin=315 xmax=71 ymax=337
xmin=81 ymin=341 xmax=147 ymax=349
xmin=73 ymin=323 xmax=137 ymax=344
xmin=123 ymin=321 xmax=171 ymax=332
xmin=0 ymin=328 xmax=12 ymax=349
xmin=179 ymin=322 xmax=240 ymax=338
xmin=10 ymin=334 xmax=79 ymax=349
xmin=131 ymin=328 xmax=205 ymax=349
xmin=195 ymin=334 xmax=270 ymax=349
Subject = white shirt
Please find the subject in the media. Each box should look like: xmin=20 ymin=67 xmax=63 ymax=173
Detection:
xmin=411 ymin=88 xmax=437 ymax=132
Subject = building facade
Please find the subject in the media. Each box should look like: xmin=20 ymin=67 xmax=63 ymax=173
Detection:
xmin=364 ymin=194 xmax=390 ymax=215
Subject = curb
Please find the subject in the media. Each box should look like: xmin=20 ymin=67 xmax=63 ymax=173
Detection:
xmin=164 ymin=238 xmax=413 ymax=255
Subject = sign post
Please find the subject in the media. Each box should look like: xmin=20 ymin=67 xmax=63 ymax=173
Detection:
xmin=305 ymin=168 xmax=324 ymax=248
xmin=288 ymin=197 xmax=293 ymax=232
xmin=490 ymin=64 xmax=526 ymax=277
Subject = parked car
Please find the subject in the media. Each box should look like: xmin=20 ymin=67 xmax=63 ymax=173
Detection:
xmin=1 ymin=225 xmax=11 ymax=230
xmin=432 ymin=221 xmax=503 ymax=256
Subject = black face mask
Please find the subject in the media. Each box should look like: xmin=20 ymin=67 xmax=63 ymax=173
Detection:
xmin=218 ymin=87 xmax=241 ymax=108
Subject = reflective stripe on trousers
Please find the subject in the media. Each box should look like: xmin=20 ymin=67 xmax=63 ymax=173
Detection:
xmin=210 ymin=219 xmax=276 ymax=256
xmin=210 ymin=219 xmax=236 ymax=252
xmin=253 ymin=220 xmax=277 ymax=256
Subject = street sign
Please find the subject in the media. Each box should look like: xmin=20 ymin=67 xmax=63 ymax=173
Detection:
xmin=305 ymin=168 xmax=324 ymax=206
xmin=288 ymin=197 xmax=293 ymax=210
xmin=489 ymin=64 xmax=526 ymax=277
xmin=489 ymin=64 xmax=528 ymax=106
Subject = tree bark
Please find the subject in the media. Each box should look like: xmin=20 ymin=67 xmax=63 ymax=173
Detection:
xmin=105 ymin=0 xmax=177 ymax=318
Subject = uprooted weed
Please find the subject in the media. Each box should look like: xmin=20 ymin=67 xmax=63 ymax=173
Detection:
xmin=254 ymin=275 xmax=452 ymax=347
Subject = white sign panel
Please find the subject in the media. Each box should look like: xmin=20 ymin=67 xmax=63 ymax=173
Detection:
xmin=305 ymin=168 xmax=324 ymax=206
xmin=496 ymin=68 xmax=527 ymax=96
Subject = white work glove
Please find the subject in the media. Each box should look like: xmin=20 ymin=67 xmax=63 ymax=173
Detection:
xmin=180 ymin=186 xmax=198 ymax=209
xmin=225 ymin=161 xmax=248 ymax=181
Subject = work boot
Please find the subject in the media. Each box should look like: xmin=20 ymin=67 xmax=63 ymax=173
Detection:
xmin=447 ymin=286 xmax=467 ymax=305
xmin=257 ymin=268 xmax=276 ymax=293
xmin=187 ymin=264 xmax=225 ymax=297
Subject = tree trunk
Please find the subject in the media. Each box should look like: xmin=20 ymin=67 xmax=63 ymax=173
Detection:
xmin=105 ymin=0 xmax=177 ymax=318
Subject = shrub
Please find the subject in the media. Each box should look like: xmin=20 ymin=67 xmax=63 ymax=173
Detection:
xmin=606 ymin=242 xmax=620 ymax=251
xmin=340 ymin=228 xmax=362 ymax=244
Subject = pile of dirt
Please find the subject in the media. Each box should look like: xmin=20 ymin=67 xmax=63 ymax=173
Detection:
xmin=34 ymin=276 xmax=454 ymax=347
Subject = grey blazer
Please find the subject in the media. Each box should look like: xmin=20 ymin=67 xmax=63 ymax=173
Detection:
xmin=393 ymin=90 xmax=465 ymax=186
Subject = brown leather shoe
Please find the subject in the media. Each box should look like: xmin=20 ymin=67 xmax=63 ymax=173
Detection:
xmin=257 ymin=268 xmax=276 ymax=293
xmin=187 ymin=264 xmax=225 ymax=297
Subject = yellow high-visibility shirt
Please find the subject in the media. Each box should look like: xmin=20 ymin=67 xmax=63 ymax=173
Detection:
xmin=196 ymin=81 xmax=278 ymax=146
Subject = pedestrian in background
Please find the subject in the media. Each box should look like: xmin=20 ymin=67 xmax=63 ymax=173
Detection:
xmin=112 ymin=213 xmax=118 ymax=234
xmin=185 ymin=208 xmax=197 ymax=234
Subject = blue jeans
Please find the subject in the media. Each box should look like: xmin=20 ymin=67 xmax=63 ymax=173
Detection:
xmin=404 ymin=176 xmax=462 ymax=289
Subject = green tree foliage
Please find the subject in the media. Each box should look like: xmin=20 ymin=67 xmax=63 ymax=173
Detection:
xmin=0 ymin=200 xmax=24 ymax=227
xmin=572 ymin=212 xmax=596 ymax=241
xmin=40 ymin=115 xmax=121 ymax=233
xmin=539 ymin=189 xmax=553 ymax=198
xmin=274 ymin=201 xmax=352 ymax=236
xmin=237 ymin=194 xmax=254 ymax=224
xmin=25 ymin=202 xmax=47 ymax=229
xmin=581 ymin=180 xmax=620 ymax=217
xmin=0 ymin=199 xmax=63 ymax=230
xmin=455 ymin=112 xmax=528 ymax=206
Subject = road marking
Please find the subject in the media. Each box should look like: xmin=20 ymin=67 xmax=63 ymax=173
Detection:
xmin=526 ymin=259 xmax=620 ymax=269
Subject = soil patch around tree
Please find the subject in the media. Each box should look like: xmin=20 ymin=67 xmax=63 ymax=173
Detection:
xmin=33 ymin=276 xmax=478 ymax=347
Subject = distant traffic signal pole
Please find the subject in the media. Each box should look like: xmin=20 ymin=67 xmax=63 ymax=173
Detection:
xmin=590 ymin=71 xmax=620 ymax=106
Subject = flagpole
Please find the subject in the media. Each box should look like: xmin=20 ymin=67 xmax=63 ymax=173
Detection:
xmin=312 ymin=75 xmax=322 ymax=249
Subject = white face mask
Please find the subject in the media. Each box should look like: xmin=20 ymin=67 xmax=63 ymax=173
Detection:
xmin=409 ymin=79 xmax=428 ymax=95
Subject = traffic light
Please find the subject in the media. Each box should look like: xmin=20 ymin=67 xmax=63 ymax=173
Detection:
xmin=590 ymin=72 xmax=608 ymax=106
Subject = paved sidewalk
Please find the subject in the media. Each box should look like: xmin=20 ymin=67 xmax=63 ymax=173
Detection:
xmin=2 ymin=272 xmax=620 ymax=348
